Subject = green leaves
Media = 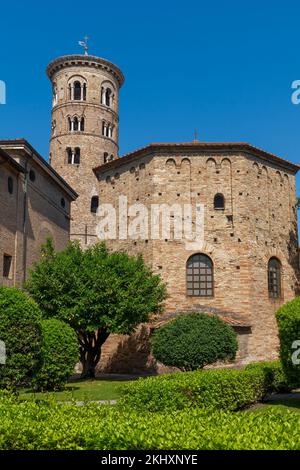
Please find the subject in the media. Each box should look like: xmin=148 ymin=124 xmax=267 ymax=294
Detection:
xmin=151 ymin=313 xmax=238 ymax=371
xmin=26 ymin=240 xmax=166 ymax=334
xmin=276 ymin=297 xmax=300 ymax=388
xmin=0 ymin=287 xmax=43 ymax=389
xmin=25 ymin=239 xmax=167 ymax=377
xmin=0 ymin=392 xmax=299 ymax=450
xmin=32 ymin=319 xmax=79 ymax=391
xmin=119 ymin=362 xmax=285 ymax=413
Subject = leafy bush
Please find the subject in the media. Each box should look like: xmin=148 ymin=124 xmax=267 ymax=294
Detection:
xmin=120 ymin=362 xmax=288 ymax=412
xmin=276 ymin=297 xmax=300 ymax=388
xmin=119 ymin=367 xmax=271 ymax=412
xmin=245 ymin=361 xmax=291 ymax=393
xmin=33 ymin=319 xmax=79 ymax=391
xmin=0 ymin=392 xmax=299 ymax=450
xmin=0 ymin=287 xmax=42 ymax=389
xmin=151 ymin=313 xmax=238 ymax=370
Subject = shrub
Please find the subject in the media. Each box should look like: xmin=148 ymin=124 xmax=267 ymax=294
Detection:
xmin=151 ymin=313 xmax=238 ymax=371
xmin=0 ymin=287 xmax=42 ymax=389
xmin=0 ymin=392 xmax=299 ymax=450
xmin=245 ymin=361 xmax=291 ymax=393
xmin=276 ymin=297 xmax=300 ymax=388
xmin=119 ymin=367 xmax=270 ymax=412
xmin=33 ymin=319 xmax=79 ymax=391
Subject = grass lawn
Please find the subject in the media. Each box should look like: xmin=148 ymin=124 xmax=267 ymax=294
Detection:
xmin=18 ymin=377 xmax=134 ymax=402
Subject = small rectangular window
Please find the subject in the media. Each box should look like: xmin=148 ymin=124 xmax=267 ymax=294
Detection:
xmin=3 ymin=255 xmax=13 ymax=279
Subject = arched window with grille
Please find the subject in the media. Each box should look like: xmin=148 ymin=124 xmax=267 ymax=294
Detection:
xmin=187 ymin=254 xmax=214 ymax=297
xmin=214 ymin=193 xmax=225 ymax=210
xmin=91 ymin=196 xmax=99 ymax=213
xmin=268 ymin=258 xmax=281 ymax=299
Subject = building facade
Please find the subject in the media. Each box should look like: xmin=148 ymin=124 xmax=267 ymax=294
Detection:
xmin=47 ymin=53 xmax=300 ymax=372
xmin=0 ymin=140 xmax=77 ymax=287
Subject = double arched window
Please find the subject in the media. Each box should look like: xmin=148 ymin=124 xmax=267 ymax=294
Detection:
xmin=69 ymin=80 xmax=87 ymax=101
xmin=268 ymin=258 xmax=282 ymax=299
xmin=101 ymin=83 xmax=114 ymax=108
xmin=102 ymin=121 xmax=114 ymax=138
xmin=67 ymin=147 xmax=80 ymax=165
xmin=187 ymin=254 xmax=214 ymax=297
xmin=68 ymin=116 xmax=85 ymax=132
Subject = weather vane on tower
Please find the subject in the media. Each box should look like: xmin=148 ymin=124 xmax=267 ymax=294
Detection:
xmin=78 ymin=36 xmax=89 ymax=55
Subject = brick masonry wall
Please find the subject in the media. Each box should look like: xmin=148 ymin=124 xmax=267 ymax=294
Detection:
xmin=91 ymin=150 xmax=299 ymax=373
xmin=0 ymin=148 xmax=72 ymax=287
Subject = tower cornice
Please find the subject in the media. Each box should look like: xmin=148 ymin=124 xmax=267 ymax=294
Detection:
xmin=46 ymin=54 xmax=125 ymax=88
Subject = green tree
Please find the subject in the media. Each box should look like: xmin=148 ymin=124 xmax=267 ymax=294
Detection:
xmin=26 ymin=240 xmax=166 ymax=378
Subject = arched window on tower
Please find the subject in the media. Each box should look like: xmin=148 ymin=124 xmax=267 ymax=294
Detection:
xmin=73 ymin=81 xmax=82 ymax=100
xmin=80 ymin=117 xmax=85 ymax=131
xmin=214 ymin=193 xmax=225 ymax=210
xmin=74 ymin=147 xmax=80 ymax=164
xmin=68 ymin=117 xmax=72 ymax=132
xmin=73 ymin=116 xmax=79 ymax=131
xmin=83 ymin=83 xmax=87 ymax=101
xmin=105 ymin=88 xmax=112 ymax=107
xmin=268 ymin=258 xmax=282 ymax=299
xmin=52 ymin=84 xmax=58 ymax=106
xmin=67 ymin=148 xmax=73 ymax=164
xmin=104 ymin=152 xmax=109 ymax=163
xmin=91 ymin=196 xmax=99 ymax=213
xmin=187 ymin=254 xmax=214 ymax=297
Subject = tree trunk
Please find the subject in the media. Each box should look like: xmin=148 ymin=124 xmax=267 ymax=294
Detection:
xmin=78 ymin=328 xmax=110 ymax=379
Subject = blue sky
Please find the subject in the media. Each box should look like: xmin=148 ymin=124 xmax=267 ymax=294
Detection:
xmin=0 ymin=0 xmax=299 ymax=195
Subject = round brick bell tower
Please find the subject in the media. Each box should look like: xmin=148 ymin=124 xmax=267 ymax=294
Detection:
xmin=47 ymin=54 xmax=124 ymax=245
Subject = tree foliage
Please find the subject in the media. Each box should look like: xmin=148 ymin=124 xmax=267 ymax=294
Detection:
xmin=151 ymin=313 xmax=238 ymax=371
xmin=276 ymin=297 xmax=300 ymax=388
xmin=33 ymin=319 xmax=79 ymax=391
xmin=0 ymin=287 xmax=42 ymax=389
xmin=26 ymin=240 xmax=166 ymax=377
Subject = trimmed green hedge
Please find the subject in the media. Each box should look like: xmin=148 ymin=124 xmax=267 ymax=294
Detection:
xmin=276 ymin=297 xmax=300 ymax=388
xmin=0 ymin=391 xmax=299 ymax=450
xmin=151 ymin=313 xmax=238 ymax=371
xmin=0 ymin=287 xmax=42 ymax=389
xmin=32 ymin=319 xmax=79 ymax=391
xmin=245 ymin=361 xmax=290 ymax=393
xmin=119 ymin=362 xmax=285 ymax=412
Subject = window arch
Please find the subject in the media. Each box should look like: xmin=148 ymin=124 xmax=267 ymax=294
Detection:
xmin=74 ymin=148 xmax=80 ymax=164
xmin=73 ymin=81 xmax=82 ymax=100
xmin=214 ymin=193 xmax=225 ymax=210
xmin=81 ymin=117 xmax=85 ymax=131
xmin=73 ymin=116 xmax=79 ymax=131
xmin=268 ymin=258 xmax=281 ymax=299
xmin=91 ymin=196 xmax=99 ymax=213
xmin=187 ymin=254 xmax=214 ymax=297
